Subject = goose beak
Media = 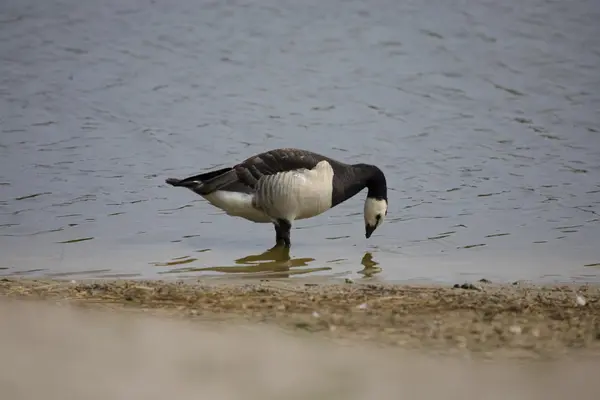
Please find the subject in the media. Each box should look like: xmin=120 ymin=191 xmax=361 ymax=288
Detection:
xmin=365 ymin=224 xmax=376 ymax=239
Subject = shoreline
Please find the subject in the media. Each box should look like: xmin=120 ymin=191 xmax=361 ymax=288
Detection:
xmin=1 ymin=277 xmax=599 ymax=360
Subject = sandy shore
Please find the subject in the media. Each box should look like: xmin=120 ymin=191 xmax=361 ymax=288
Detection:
xmin=1 ymin=277 xmax=599 ymax=358
xmin=2 ymin=278 xmax=600 ymax=399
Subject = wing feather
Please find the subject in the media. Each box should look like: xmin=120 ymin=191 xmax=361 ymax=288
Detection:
xmin=234 ymin=148 xmax=336 ymax=189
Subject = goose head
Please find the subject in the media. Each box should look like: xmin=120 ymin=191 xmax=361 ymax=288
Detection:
xmin=364 ymin=197 xmax=388 ymax=238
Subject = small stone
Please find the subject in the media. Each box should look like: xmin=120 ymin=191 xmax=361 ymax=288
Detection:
xmin=357 ymin=303 xmax=368 ymax=310
xmin=509 ymin=325 xmax=522 ymax=335
xmin=312 ymin=311 xmax=320 ymax=318
xmin=277 ymin=304 xmax=286 ymax=311
xmin=576 ymin=294 xmax=586 ymax=306
xmin=70 ymin=280 xmax=76 ymax=284
xmin=345 ymin=278 xmax=354 ymax=284
xmin=455 ymin=283 xmax=482 ymax=291
xmin=295 ymin=322 xmax=310 ymax=330
xmin=456 ymin=336 xmax=467 ymax=348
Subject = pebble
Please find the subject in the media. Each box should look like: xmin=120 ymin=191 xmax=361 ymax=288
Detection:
xmin=357 ymin=303 xmax=368 ymax=310
xmin=509 ymin=325 xmax=522 ymax=335
xmin=453 ymin=283 xmax=482 ymax=291
xmin=576 ymin=294 xmax=587 ymax=306
xmin=312 ymin=311 xmax=320 ymax=318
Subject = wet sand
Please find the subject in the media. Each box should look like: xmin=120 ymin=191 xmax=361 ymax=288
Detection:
xmin=1 ymin=277 xmax=599 ymax=358
xmin=1 ymin=278 xmax=600 ymax=399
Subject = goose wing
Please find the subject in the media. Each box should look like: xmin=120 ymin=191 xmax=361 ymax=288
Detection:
xmin=234 ymin=148 xmax=333 ymax=188
xmin=167 ymin=148 xmax=339 ymax=195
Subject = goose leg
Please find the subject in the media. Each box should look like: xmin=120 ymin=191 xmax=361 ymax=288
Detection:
xmin=274 ymin=219 xmax=292 ymax=248
xmin=274 ymin=223 xmax=286 ymax=247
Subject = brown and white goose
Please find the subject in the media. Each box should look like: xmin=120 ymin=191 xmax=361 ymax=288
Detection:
xmin=165 ymin=148 xmax=388 ymax=248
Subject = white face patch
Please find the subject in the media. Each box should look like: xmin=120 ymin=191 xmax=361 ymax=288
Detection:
xmin=364 ymin=198 xmax=388 ymax=228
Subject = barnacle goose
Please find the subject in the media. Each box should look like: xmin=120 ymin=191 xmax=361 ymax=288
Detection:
xmin=166 ymin=148 xmax=388 ymax=248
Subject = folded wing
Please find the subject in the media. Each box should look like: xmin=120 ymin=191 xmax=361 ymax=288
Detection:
xmin=234 ymin=148 xmax=330 ymax=188
xmin=167 ymin=148 xmax=337 ymax=196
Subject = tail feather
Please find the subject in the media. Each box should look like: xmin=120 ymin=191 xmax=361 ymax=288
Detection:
xmin=165 ymin=178 xmax=183 ymax=186
xmin=165 ymin=168 xmax=239 ymax=195
xmin=174 ymin=167 xmax=233 ymax=184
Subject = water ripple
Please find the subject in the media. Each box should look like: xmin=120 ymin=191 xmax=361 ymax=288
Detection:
xmin=0 ymin=0 xmax=598 ymax=283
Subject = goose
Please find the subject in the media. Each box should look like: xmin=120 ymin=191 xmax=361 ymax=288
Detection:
xmin=165 ymin=148 xmax=388 ymax=248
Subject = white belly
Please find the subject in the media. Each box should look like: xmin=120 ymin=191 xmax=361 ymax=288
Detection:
xmin=203 ymin=191 xmax=271 ymax=223
xmin=254 ymin=161 xmax=334 ymax=222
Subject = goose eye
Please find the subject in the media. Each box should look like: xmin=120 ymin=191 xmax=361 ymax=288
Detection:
xmin=376 ymin=214 xmax=381 ymax=221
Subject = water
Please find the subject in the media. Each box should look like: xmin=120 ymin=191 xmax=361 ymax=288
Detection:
xmin=1 ymin=0 xmax=599 ymax=283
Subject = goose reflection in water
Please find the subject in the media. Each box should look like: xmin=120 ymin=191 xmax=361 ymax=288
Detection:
xmin=159 ymin=248 xmax=383 ymax=279
xmin=161 ymin=247 xmax=329 ymax=279
xmin=358 ymin=252 xmax=382 ymax=278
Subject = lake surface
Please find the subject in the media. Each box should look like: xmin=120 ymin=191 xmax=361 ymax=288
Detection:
xmin=1 ymin=0 xmax=599 ymax=283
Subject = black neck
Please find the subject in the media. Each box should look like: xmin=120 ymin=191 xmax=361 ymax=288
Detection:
xmin=355 ymin=163 xmax=387 ymax=200
xmin=331 ymin=163 xmax=387 ymax=207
